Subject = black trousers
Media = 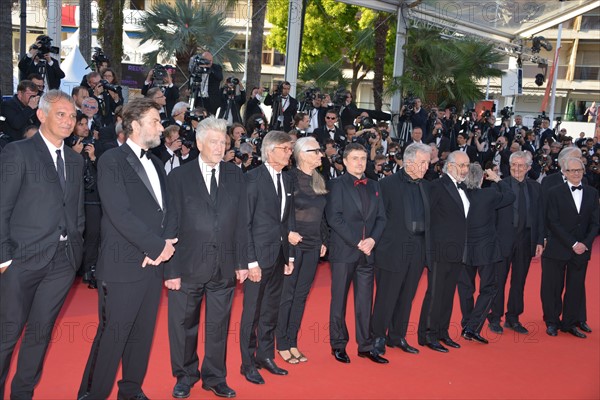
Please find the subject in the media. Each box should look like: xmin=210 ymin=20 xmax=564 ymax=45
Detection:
xmin=276 ymin=247 xmax=321 ymax=351
xmin=417 ymin=262 xmax=461 ymax=344
xmin=372 ymin=237 xmax=426 ymax=343
xmin=168 ymin=276 xmax=235 ymax=387
xmin=458 ymin=263 xmax=498 ymax=333
xmin=329 ymin=256 xmax=374 ymax=352
xmin=239 ymin=250 xmax=285 ymax=369
xmin=78 ymin=275 xmax=162 ymax=399
xmin=489 ymin=231 xmax=532 ymax=325
xmin=541 ymin=255 xmax=588 ymax=330
xmin=81 ymin=204 xmax=101 ymax=276
xmin=0 ymin=242 xmax=75 ymax=400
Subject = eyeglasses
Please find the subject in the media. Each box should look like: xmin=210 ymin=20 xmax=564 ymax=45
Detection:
xmin=274 ymin=146 xmax=293 ymax=153
xmin=325 ymin=116 xmax=337 ymax=120
xmin=564 ymin=168 xmax=584 ymax=173
xmin=451 ymin=162 xmax=470 ymax=168
xmin=304 ymin=148 xmax=323 ymax=154
xmin=83 ymin=104 xmax=98 ymax=109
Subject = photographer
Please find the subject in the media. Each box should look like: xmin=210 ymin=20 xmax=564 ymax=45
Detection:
xmin=509 ymin=115 xmax=528 ymax=142
xmin=481 ymin=136 xmax=511 ymax=178
xmin=409 ymin=97 xmax=428 ymax=133
xmin=86 ymin=72 xmax=114 ymax=127
xmin=101 ymin=68 xmax=124 ymax=111
xmin=366 ymin=153 xmax=389 ymax=181
xmin=189 ymin=51 xmax=223 ymax=116
xmin=1 ymin=80 xmax=41 ymax=142
xmin=314 ymin=110 xmax=345 ymax=146
xmin=65 ymin=113 xmax=100 ymax=289
xmin=81 ymin=97 xmax=102 ymax=140
xmin=586 ymin=153 xmax=600 ymax=191
xmin=142 ymin=65 xmax=180 ymax=118
xmin=217 ymin=77 xmax=246 ymax=126
xmin=425 ymin=120 xmax=451 ymax=159
xmin=18 ymin=35 xmax=65 ymax=90
xmin=456 ymin=132 xmax=478 ymax=163
xmin=539 ymin=118 xmax=557 ymax=146
xmin=153 ymin=125 xmax=193 ymax=175
xmin=292 ymin=112 xmax=310 ymax=137
xmin=264 ymin=81 xmax=298 ymax=132
xmin=306 ymin=91 xmax=327 ymax=133
xmin=244 ymin=87 xmax=266 ymax=125
xmin=338 ymin=90 xmax=359 ymax=128
xmin=319 ymin=138 xmax=344 ymax=181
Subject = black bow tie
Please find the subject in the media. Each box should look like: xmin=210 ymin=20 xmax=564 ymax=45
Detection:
xmin=281 ymin=96 xmax=288 ymax=100
xmin=328 ymin=129 xmax=335 ymax=133
xmin=140 ymin=149 xmax=151 ymax=159
xmin=571 ymin=185 xmax=583 ymax=191
xmin=456 ymin=182 xmax=467 ymax=191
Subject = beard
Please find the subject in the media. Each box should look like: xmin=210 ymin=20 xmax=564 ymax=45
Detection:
xmin=141 ymin=130 xmax=161 ymax=149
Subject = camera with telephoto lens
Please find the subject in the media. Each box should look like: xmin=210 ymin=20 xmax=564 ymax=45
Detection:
xmin=91 ymin=47 xmax=109 ymax=66
xmin=33 ymin=35 xmax=60 ymax=56
xmin=99 ymin=79 xmax=121 ymax=93
xmin=360 ymin=117 xmax=375 ymax=131
xmin=189 ymin=55 xmax=211 ymax=76
xmin=234 ymin=149 xmax=249 ymax=162
xmin=500 ymin=106 xmax=514 ymax=120
xmin=403 ymin=96 xmax=416 ymax=116
xmin=184 ymin=110 xmax=204 ymax=123
xmin=515 ymin=132 xmax=523 ymax=141
xmin=382 ymin=163 xmax=393 ymax=173
xmin=490 ymin=142 xmax=503 ymax=151
xmin=152 ymin=64 xmax=174 ymax=81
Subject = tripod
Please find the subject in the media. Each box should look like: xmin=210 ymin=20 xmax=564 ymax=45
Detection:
xmin=398 ymin=119 xmax=412 ymax=149
xmin=270 ymin=94 xmax=284 ymax=130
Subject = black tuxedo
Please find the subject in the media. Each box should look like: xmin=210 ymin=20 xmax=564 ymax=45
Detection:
xmin=18 ymin=55 xmax=65 ymax=89
xmin=325 ymin=173 xmax=386 ymax=352
xmin=541 ymin=183 xmax=599 ymax=330
xmin=318 ymin=156 xmax=344 ymax=181
xmin=426 ymin=135 xmax=451 ymax=158
xmin=306 ymin=106 xmax=327 ymax=132
xmin=240 ymin=164 xmax=294 ymax=369
xmin=457 ymin=144 xmax=478 ymax=163
xmin=418 ymin=174 xmax=468 ymax=344
xmin=166 ymin=160 xmax=247 ymax=387
xmin=490 ymin=177 xmax=543 ymax=325
xmin=264 ymin=94 xmax=298 ymax=132
xmin=540 ymin=128 xmax=556 ymax=146
xmin=313 ymin=125 xmax=346 ymax=146
xmin=0 ymin=133 xmax=84 ymax=398
xmin=78 ymin=142 xmax=174 ymax=399
xmin=458 ymin=181 xmax=515 ymax=333
xmin=1 ymin=95 xmax=39 ymax=142
xmin=373 ymin=170 xmax=430 ymax=344
xmin=142 ymin=84 xmax=181 ymax=118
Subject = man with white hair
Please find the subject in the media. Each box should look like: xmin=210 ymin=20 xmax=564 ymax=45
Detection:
xmin=541 ymin=157 xmax=599 ymax=338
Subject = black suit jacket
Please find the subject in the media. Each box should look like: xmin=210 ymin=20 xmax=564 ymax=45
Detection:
xmin=313 ymin=126 xmax=346 ymax=146
xmin=0 ymin=133 xmax=85 ymax=270
xmin=426 ymin=135 xmax=451 ymax=158
xmin=429 ymin=174 xmax=469 ymax=263
xmin=18 ymin=56 xmax=65 ymax=89
xmin=1 ymin=95 xmax=39 ymax=142
xmin=264 ymin=94 xmax=298 ymax=132
xmin=375 ymin=170 xmax=431 ymax=270
xmin=325 ymin=173 xmax=386 ymax=264
xmin=543 ymin=183 xmax=599 ymax=261
xmin=465 ymin=180 xmax=515 ymax=266
xmin=457 ymin=145 xmax=478 ymax=163
xmin=246 ymin=164 xmax=294 ymax=268
xmin=165 ymin=160 xmax=247 ymax=282
xmin=496 ymin=177 xmax=544 ymax=257
xmin=95 ymin=143 xmax=174 ymax=282
xmin=243 ymin=96 xmax=265 ymax=125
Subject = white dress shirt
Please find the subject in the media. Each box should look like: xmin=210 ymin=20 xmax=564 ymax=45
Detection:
xmin=127 ymin=138 xmax=163 ymax=209
xmin=449 ymin=174 xmax=470 ymax=217
xmin=568 ymin=181 xmax=583 ymax=214
xmin=197 ymin=155 xmax=220 ymax=194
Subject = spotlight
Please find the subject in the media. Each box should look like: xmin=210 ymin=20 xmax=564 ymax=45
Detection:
xmin=535 ymin=73 xmax=545 ymax=86
xmin=532 ymin=36 xmax=552 ymax=53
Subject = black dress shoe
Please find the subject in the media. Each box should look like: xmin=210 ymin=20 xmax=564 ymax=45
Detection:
xmin=256 ymin=358 xmax=288 ymax=375
xmin=332 ymin=348 xmax=351 ymax=363
xmin=462 ymin=329 xmax=489 ymax=344
xmin=504 ymin=321 xmax=529 ymax=334
xmin=422 ymin=341 xmax=448 ymax=353
xmin=578 ymin=322 xmax=592 ymax=333
xmin=488 ymin=322 xmax=503 ymax=334
xmin=393 ymin=338 xmax=419 ymax=354
xmin=373 ymin=337 xmax=386 ymax=355
xmin=561 ymin=326 xmax=587 ymax=339
xmin=202 ymin=382 xmax=236 ymax=398
xmin=172 ymin=382 xmax=191 ymax=399
xmin=440 ymin=337 xmax=461 ymax=349
xmin=546 ymin=325 xmax=558 ymax=336
xmin=117 ymin=392 xmax=149 ymax=400
xmin=240 ymin=366 xmax=264 ymax=385
xmin=357 ymin=350 xmax=389 ymax=364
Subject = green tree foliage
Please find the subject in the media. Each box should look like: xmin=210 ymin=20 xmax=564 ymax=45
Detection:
xmin=139 ymin=0 xmax=241 ymax=84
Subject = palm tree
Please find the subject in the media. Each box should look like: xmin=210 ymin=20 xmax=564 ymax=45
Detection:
xmin=389 ymin=27 xmax=504 ymax=109
xmin=98 ymin=0 xmax=125 ymax=75
xmin=1 ymin=1 xmax=17 ymax=94
xmin=372 ymin=12 xmax=390 ymax=112
xmin=139 ymin=0 xmax=241 ymax=85
xmin=79 ymin=0 xmax=92 ymax=63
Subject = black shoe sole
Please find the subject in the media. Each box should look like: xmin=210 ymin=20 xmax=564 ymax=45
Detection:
xmin=201 ymin=384 xmax=236 ymax=398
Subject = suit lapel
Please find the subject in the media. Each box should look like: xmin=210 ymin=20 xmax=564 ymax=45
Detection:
xmin=123 ymin=144 xmax=161 ymax=208
xmin=560 ymin=183 xmax=579 ymax=216
xmin=32 ymin=133 xmax=64 ymax=199
xmin=442 ymin=174 xmax=464 ymax=212
xmin=193 ymin=161 xmax=213 ymax=206
xmin=344 ymin=174 xmax=364 ymax=217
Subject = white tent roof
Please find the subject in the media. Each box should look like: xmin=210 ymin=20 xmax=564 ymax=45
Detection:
xmin=60 ymin=45 xmax=90 ymax=94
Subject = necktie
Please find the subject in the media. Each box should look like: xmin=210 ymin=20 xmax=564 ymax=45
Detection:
xmin=354 ymin=178 xmax=368 ymax=186
xmin=140 ymin=149 xmax=151 ymax=159
xmin=210 ymin=168 xmax=218 ymax=203
xmin=276 ymin=173 xmax=283 ymax=214
xmin=571 ymin=185 xmax=583 ymax=191
xmin=56 ymin=149 xmax=66 ymax=192
xmin=456 ymin=182 xmax=467 ymax=191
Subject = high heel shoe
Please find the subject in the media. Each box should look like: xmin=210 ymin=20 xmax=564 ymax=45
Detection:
xmin=277 ymin=350 xmax=299 ymax=364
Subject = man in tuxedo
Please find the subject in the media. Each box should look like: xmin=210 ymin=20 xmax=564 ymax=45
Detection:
xmin=191 ymin=51 xmax=223 ymax=116
xmin=18 ymin=36 xmax=65 ymax=89
xmin=417 ymin=151 xmax=470 ymax=353
xmin=326 ymin=143 xmax=388 ymax=364
xmin=313 ymin=110 xmax=345 ymax=146
xmin=78 ymin=98 xmax=178 ymax=400
xmin=306 ymin=93 xmax=327 ymax=134
xmin=426 ymin=121 xmax=451 ymax=159
xmin=0 ymin=90 xmax=84 ymax=399
xmin=489 ymin=151 xmax=544 ymax=334
xmin=165 ymin=117 xmax=247 ymax=399
xmin=509 ymin=115 xmax=528 ymax=142
xmin=319 ymin=139 xmax=345 ymax=181
xmin=372 ymin=143 xmax=431 ymax=356
xmin=240 ymin=131 xmax=295 ymax=384
xmin=243 ymin=87 xmax=266 ymax=126
xmin=456 ymin=132 xmax=478 ymax=163
xmin=539 ymin=118 xmax=557 ymax=147
xmin=541 ymin=156 xmax=599 ymax=338
xmin=407 ymin=126 xmax=425 ymax=145
xmin=264 ymin=81 xmax=298 ymax=132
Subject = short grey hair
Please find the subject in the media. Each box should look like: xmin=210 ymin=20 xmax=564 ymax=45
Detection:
xmin=403 ymin=142 xmax=431 ymax=162
xmin=559 ymin=156 xmax=584 ymax=171
xmin=443 ymin=150 xmax=465 ymax=174
xmin=261 ymin=130 xmax=291 ymax=157
xmin=171 ymin=101 xmax=188 ymax=117
xmin=38 ymin=90 xmax=75 ymax=114
xmin=557 ymin=146 xmax=582 ymax=165
xmin=465 ymin=163 xmax=484 ymax=190
xmin=509 ymin=150 xmax=533 ymax=166
xmin=195 ymin=117 xmax=227 ymax=142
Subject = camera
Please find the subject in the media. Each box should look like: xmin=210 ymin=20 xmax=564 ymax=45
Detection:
xmin=234 ymin=149 xmax=249 ymax=162
xmin=382 ymin=163 xmax=393 ymax=173
xmin=184 ymin=110 xmax=204 ymax=123
xmin=360 ymin=117 xmax=375 ymax=130
xmin=189 ymin=55 xmax=211 ymax=76
xmin=82 ymin=136 xmax=95 ymax=146
xmin=490 ymin=142 xmax=503 ymax=151
xmin=152 ymin=64 xmax=173 ymax=81
xmin=227 ymin=77 xmax=240 ymax=85
xmin=515 ymin=133 xmax=523 ymax=142
xmin=91 ymin=47 xmax=109 ymax=67
xmin=99 ymin=79 xmax=121 ymax=93
xmin=500 ymin=106 xmax=514 ymax=120
xmin=33 ymin=35 xmax=59 ymax=56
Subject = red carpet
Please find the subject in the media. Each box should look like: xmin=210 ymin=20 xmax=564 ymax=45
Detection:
xmin=5 ymin=239 xmax=600 ymax=399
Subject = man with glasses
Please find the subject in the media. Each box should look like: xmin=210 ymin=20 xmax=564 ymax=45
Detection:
xmin=146 ymin=87 xmax=169 ymax=123
xmin=0 ymin=80 xmax=41 ymax=142
xmin=418 ymin=151 xmax=470 ymax=353
xmin=314 ymin=110 xmax=345 ymax=146
xmin=86 ymin=71 xmax=113 ymax=127
xmin=240 ymin=131 xmax=296 ymax=384
xmin=541 ymin=157 xmax=599 ymax=338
